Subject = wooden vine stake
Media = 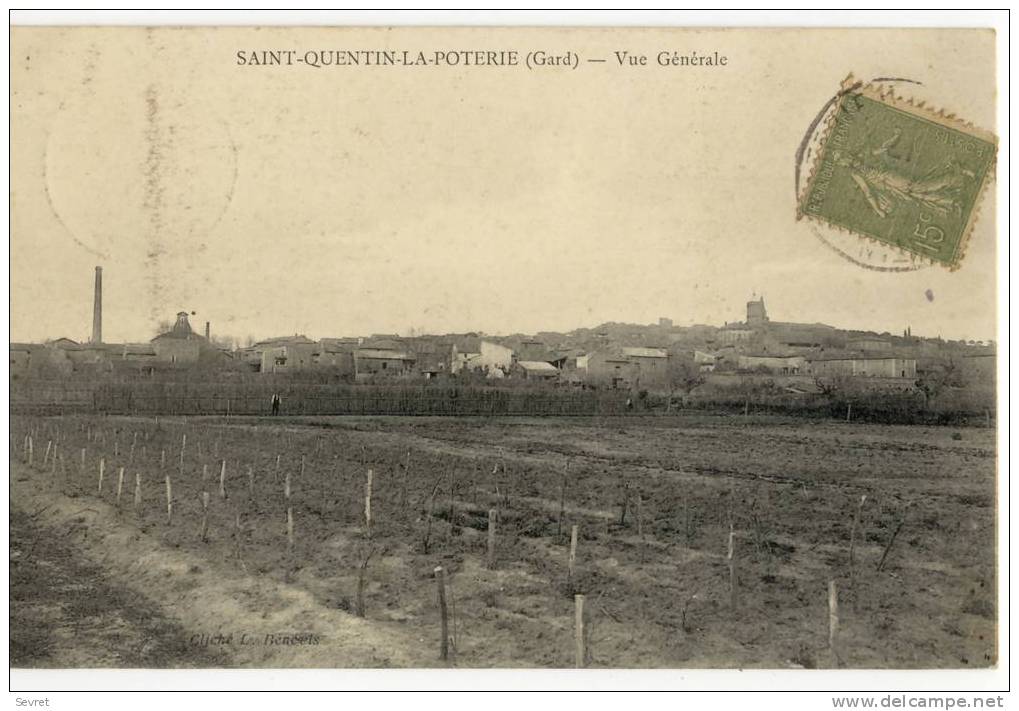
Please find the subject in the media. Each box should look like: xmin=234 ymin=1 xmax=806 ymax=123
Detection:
xmin=876 ymin=517 xmax=905 ymax=572
xmin=200 ymin=491 xmax=210 ymax=542
xmin=568 ymin=524 xmax=579 ymax=585
xmin=557 ymin=461 xmax=569 ymax=542
xmin=636 ymin=492 xmax=644 ymax=538
xmin=247 ymin=466 xmax=255 ymax=497
xmin=435 ymin=566 xmax=450 ymax=662
xmin=727 ymin=522 xmax=737 ymax=609
xmin=98 ymin=457 xmax=105 ymax=494
xmin=165 ymin=473 xmax=173 ymax=525
xmin=133 ymin=470 xmax=142 ymax=511
xmin=219 ymin=460 xmax=228 ymax=499
xmin=234 ymin=513 xmax=246 ymax=571
xmin=848 ymin=494 xmax=867 ymax=598
xmin=487 ymin=508 xmax=497 ymax=569
xmin=284 ymin=467 xmax=292 ymax=524
xmin=80 ymin=447 xmax=86 ymax=474
xmin=828 ymin=579 xmax=840 ymax=666
xmin=355 ymin=546 xmax=377 ymax=619
xmin=364 ymin=468 xmax=374 ymax=538
xmin=402 ymin=449 xmax=410 ymax=510
xmin=286 ymin=506 xmax=295 ymax=554
xmin=116 ymin=466 xmax=125 ymax=505
xmin=43 ymin=440 xmax=52 ymax=467
xmin=179 ymin=434 xmax=186 ymax=478
xmin=423 ymin=480 xmax=438 ymax=554
xmin=447 ymin=469 xmax=457 ymax=534
xmin=574 ymin=594 xmax=586 ymax=668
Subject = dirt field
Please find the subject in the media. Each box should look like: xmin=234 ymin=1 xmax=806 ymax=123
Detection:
xmin=10 ymin=508 xmax=226 ymax=668
xmin=9 ymin=413 xmax=997 ymax=668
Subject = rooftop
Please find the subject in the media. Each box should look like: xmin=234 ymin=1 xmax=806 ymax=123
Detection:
xmin=517 ymin=360 xmax=559 ymax=372
xmin=808 ymin=353 xmax=915 ymax=362
xmin=153 ymin=312 xmax=209 ymax=342
xmin=359 ymin=338 xmax=405 ymax=351
xmin=357 ymin=347 xmax=414 ymax=360
xmin=622 ymin=347 xmax=668 ymax=359
xmin=252 ymin=334 xmax=315 ymax=348
xmin=452 ymin=336 xmax=482 ymax=353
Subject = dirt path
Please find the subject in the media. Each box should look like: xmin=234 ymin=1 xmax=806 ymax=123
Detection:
xmin=10 ymin=507 xmax=226 ymax=668
xmin=10 ymin=462 xmax=437 ymax=668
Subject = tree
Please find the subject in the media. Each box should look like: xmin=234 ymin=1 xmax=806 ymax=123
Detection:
xmin=815 ymin=374 xmax=851 ymax=400
xmin=915 ymin=358 xmax=965 ymax=410
xmin=666 ymin=353 xmax=706 ymax=412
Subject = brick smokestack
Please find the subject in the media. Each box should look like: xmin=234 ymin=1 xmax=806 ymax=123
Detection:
xmin=91 ymin=266 xmax=102 ymax=344
xmin=205 ymin=321 xmax=210 ymax=340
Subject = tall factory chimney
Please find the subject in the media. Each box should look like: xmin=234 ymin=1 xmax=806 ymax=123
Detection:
xmin=205 ymin=321 xmax=210 ymax=340
xmin=91 ymin=266 xmax=103 ymax=344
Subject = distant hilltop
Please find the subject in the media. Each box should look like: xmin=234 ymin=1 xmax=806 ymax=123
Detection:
xmin=10 ymin=271 xmax=995 ymax=391
xmin=7 ymin=264 xmax=994 ymax=385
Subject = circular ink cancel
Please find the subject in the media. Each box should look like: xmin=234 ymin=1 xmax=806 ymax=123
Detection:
xmin=795 ymin=77 xmax=931 ymax=274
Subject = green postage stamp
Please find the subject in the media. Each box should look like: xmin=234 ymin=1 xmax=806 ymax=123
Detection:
xmin=799 ymin=76 xmax=997 ymax=270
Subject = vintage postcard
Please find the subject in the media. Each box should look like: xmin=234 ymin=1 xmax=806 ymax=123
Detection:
xmin=8 ymin=19 xmax=1003 ymax=694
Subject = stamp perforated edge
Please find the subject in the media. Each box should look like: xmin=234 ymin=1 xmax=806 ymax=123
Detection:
xmin=796 ymin=74 xmax=998 ymax=272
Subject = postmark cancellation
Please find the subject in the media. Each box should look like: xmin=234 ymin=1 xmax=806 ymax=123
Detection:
xmin=798 ymin=75 xmax=997 ymax=271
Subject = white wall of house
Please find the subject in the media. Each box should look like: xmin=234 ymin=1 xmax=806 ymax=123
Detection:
xmin=479 ymin=340 xmax=513 ymax=372
xmin=451 ymin=348 xmax=479 ymax=374
xmin=260 ymin=343 xmax=317 ymax=373
xmin=738 ymin=355 xmax=806 ymax=373
xmin=809 ymin=358 xmax=917 ymax=378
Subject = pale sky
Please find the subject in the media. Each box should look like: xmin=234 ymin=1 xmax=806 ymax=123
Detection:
xmin=10 ymin=27 xmax=998 ymax=345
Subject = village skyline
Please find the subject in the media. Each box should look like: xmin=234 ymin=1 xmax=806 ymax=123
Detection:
xmin=8 ymin=266 xmax=996 ymax=351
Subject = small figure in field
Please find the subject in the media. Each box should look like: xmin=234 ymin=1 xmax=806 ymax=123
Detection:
xmin=271 ymin=393 xmax=282 ymax=416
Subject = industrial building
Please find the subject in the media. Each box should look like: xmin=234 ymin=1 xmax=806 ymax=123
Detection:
xmin=808 ymin=355 xmax=917 ymax=379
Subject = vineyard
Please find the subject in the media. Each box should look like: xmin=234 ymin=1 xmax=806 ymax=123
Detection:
xmin=10 ymin=379 xmax=633 ymax=417
xmin=10 ymin=413 xmax=998 ymax=668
